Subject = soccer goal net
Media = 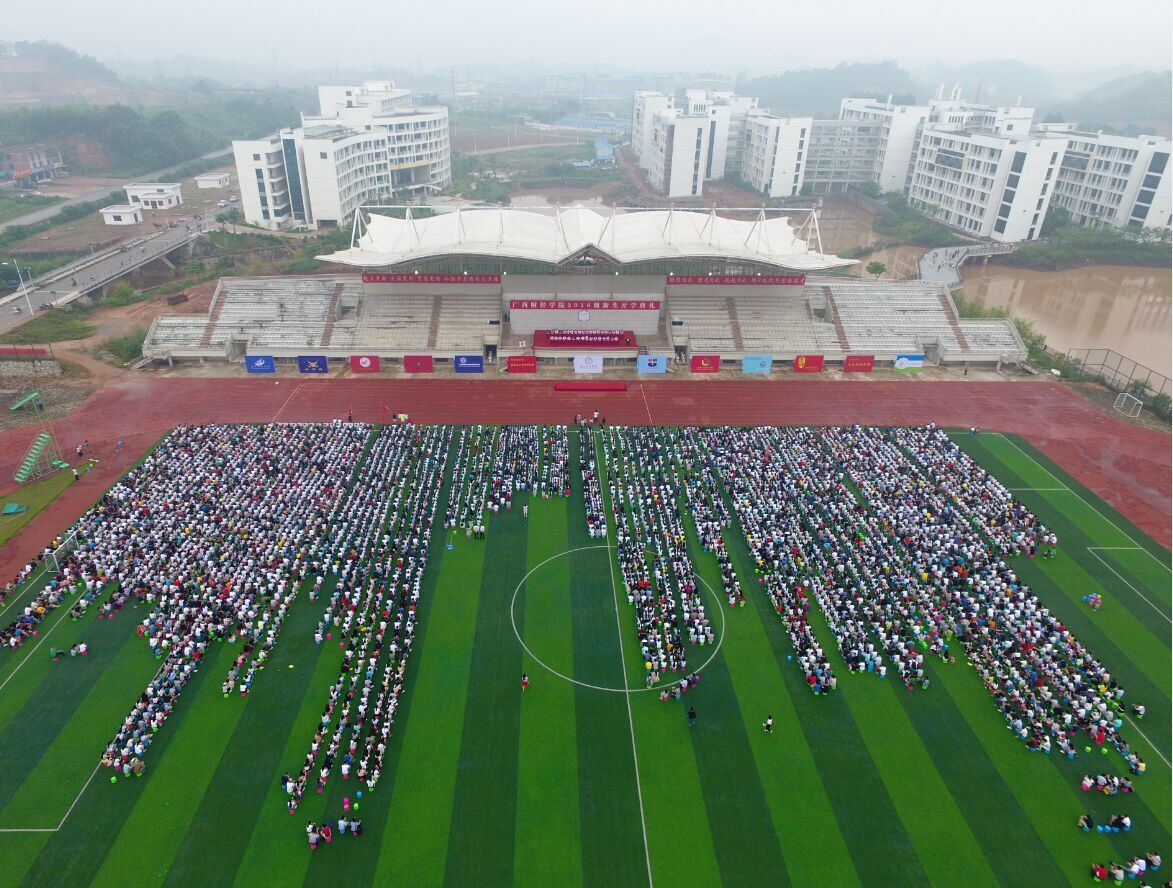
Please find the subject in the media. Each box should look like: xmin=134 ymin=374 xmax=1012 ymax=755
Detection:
xmin=1113 ymin=392 xmax=1143 ymax=418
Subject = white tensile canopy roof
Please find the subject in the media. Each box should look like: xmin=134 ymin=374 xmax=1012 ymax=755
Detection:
xmin=319 ymin=206 xmax=855 ymax=271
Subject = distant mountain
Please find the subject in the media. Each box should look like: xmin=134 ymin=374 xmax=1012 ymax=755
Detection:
xmin=910 ymin=60 xmax=1056 ymax=105
xmin=1040 ymin=71 xmax=1172 ymax=132
xmin=738 ymin=61 xmax=919 ymax=118
xmin=0 ymin=41 xmax=129 ymax=109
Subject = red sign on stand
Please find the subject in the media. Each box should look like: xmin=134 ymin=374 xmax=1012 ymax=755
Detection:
xmin=793 ymin=355 xmax=825 ymax=372
xmin=508 ymin=355 xmax=537 ymax=373
xmin=350 ymin=355 xmax=380 ymax=373
xmin=843 ymin=355 xmax=875 ymax=372
xmin=690 ymin=354 xmax=721 ymax=373
xmin=403 ymin=355 xmax=434 ymax=373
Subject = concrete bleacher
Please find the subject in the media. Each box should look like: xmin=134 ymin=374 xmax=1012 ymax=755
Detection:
xmin=330 ymin=292 xmax=434 ymax=352
xmin=669 ymin=290 xmax=839 ymax=355
xmin=826 ymin=282 xmax=970 ymax=354
xmin=432 ymin=294 xmax=501 ymax=351
xmin=207 ymin=278 xmax=343 ymax=349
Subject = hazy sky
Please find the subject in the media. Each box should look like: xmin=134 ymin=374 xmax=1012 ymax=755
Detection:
xmin=11 ymin=0 xmax=1173 ymax=73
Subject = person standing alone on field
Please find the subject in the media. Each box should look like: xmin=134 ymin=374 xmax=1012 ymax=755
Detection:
xmin=687 ymin=706 xmax=697 ymax=727
xmin=763 ymin=715 xmax=773 ymax=733
xmin=521 ymin=672 xmax=529 ymax=693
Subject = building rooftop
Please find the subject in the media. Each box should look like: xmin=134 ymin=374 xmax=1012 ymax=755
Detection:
xmin=319 ymin=206 xmax=855 ymax=272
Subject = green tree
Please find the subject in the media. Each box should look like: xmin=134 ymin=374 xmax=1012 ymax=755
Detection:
xmin=186 ymin=259 xmax=205 ymax=275
xmin=866 ymin=260 xmax=887 ymax=279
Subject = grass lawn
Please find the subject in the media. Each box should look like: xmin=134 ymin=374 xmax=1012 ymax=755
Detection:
xmin=0 ymin=191 xmax=62 ymax=226
xmin=0 ymin=469 xmax=74 ymax=546
xmin=0 ymin=426 xmax=1166 ymax=886
xmin=0 ymin=306 xmax=96 ymax=344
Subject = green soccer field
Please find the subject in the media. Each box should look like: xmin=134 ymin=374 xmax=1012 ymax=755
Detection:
xmin=0 ymin=428 xmax=1168 ymax=887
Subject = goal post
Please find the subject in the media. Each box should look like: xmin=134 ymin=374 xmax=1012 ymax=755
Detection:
xmin=1113 ymin=392 xmax=1143 ymax=418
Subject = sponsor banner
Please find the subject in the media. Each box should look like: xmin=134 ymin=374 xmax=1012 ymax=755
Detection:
xmin=362 ymin=273 xmax=500 ymax=284
xmin=690 ymin=354 xmax=720 ymax=374
xmin=403 ymin=355 xmax=434 ymax=373
xmin=894 ymin=353 xmax=925 ymax=371
xmin=350 ymin=355 xmax=380 ymax=373
xmin=843 ymin=354 xmax=875 ymax=373
xmin=297 ymin=355 xmax=328 ymax=374
xmin=793 ymin=354 xmax=825 ymax=373
xmin=454 ymin=354 xmax=484 ymax=373
xmin=509 ymin=299 xmax=661 ymax=311
xmin=637 ymin=354 xmax=669 ymax=374
xmin=574 ymin=355 xmax=604 ymax=374
xmin=246 ymin=355 xmax=275 ymax=374
xmin=508 ymin=355 xmax=537 ymax=374
xmin=537 ymin=329 xmax=633 ymax=348
xmin=742 ymin=354 xmax=773 ymax=374
xmin=668 ymin=274 xmax=806 ymax=286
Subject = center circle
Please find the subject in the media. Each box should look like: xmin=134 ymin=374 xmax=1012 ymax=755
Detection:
xmin=509 ymin=543 xmax=727 ymax=693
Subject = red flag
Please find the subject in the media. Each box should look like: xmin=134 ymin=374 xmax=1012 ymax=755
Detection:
xmin=350 ymin=355 xmax=380 ymax=373
xmin=382 ymin=403 xmax=390 ymax=413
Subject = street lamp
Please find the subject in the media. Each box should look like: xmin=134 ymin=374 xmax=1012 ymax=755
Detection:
xmin=2 ymin=259 xmax=35 ymax=316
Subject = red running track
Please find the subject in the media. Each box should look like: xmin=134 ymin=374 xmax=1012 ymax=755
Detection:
xmin=0 ymin=377 xmax=1167 ymax=583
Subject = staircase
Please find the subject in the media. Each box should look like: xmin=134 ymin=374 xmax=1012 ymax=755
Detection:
xmin=426 ymin=297 xmax=443 ymax=350
xmin=938 ymin=292 xmax=972 ymax=352
xmin=822 ymin=287 xmax=851 ymax=350
xmin=198 ymin=292 xmax=226 ymax=348
xmin=320 ymin=283 xmax=345 ymax=347
xmin=725 ymin=298 xmax=744 ymax=351
xmin=14 ymin=432 xmax=51 ymax=484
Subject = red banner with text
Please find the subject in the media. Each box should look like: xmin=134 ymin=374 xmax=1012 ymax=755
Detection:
xmin=509 ymin=299 xmax=660 ymax=311
xmin=690 ymin=354 xmax=721 ymax=373
xmin=669 ymin=274 xmax=806 ymax=286
xmin=793 ymin=354 xmax=825 ymax=372
xmin=843 ymin=355 xmax=875 ymax=373
xmin=350 ymin=355 xmax=380 ymax=373
xmin=403 ymin=355 xmax=434 ymax=373
xmin=508 ymin=355 xmax=537 ymax=373
xmin=362 ymin=273 xmax=501 ymax=284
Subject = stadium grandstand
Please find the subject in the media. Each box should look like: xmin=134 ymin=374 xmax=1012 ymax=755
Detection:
xmin=142 ymin=205 xmax=1026 ymax=370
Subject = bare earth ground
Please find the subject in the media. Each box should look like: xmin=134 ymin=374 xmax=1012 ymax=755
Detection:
xmin=9 ymin=167 xmax=237 ymax=255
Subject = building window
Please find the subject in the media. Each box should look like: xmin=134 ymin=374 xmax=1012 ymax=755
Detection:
xmin=112 ymin=215 xmax=122 ymax=222
xmin=252 ymin=153 xmax=260 ymax=161
xmin=320 ymin=152 xmax=328 ymax=160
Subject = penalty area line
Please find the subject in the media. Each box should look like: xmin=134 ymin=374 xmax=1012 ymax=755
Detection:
xmin=0 ymin=763 xmax=102 ymax=834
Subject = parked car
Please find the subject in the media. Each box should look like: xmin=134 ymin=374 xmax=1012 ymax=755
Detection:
xmin=217 ymin=200 xmax=228 ymax=208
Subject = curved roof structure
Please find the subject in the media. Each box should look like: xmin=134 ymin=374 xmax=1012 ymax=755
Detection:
xmin=319 ymin=205 xmax=855 ymax=271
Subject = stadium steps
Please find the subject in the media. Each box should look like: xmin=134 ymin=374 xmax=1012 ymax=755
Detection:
xmin=938 ymin=292 xmax=972 ymax=352
xmin=198 ymin=295 xmax=225 ymax=348
xmin=725 ymin=298 xmax=744 ymax=351
xmin=14 ymin=432 xmax=51 ymax=484
xmin=426 ymin=298 xmax=443 ymax=350
xmin=821 ymin=287 xmax=852 ymax=350
xmin=320 ymin=283 xmax=345 ymax=347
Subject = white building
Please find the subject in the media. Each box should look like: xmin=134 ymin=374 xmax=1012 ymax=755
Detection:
xmin=125 ymin=182 xmax=183 ymax=209
xmin=838 ymin=97 xmax=932 ymax=192
xmin=195 ymin=172 xmax=231 ymax=189
xmin=232 ymin=81 xmax=450 ymax=231
xmin=909 ymin=130 xmax=1067 ymax=241
xmin=631 ymin=89 xmax=761 ymax=197
xmin=1051 ymin=131 xmax=1172 ymax=230
xmin=100 ymin=204 xmax=143 ymax=225
xmin=741 ymin=114 xmax=812 ymax=198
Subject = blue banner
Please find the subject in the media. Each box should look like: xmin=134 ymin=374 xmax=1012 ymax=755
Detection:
xmin=246 ymin=355 xmax=275 ymax=374
xmin=894 ymin=353 xmax=925 ymax=371
xmin=637 ymin=354 xmax=669 ymax=374
xmin=742 ymin=354 xmax=773 ymax=374
xmin=454 ymin=354 xmax=484 ymax=373
xmin=297 ymin=355 xmax=329 ymax=374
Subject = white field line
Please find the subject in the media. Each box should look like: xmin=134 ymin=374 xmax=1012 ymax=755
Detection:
xmin=993 ymin=433 xmax=1171 ymax=573
xmin=596 ymin=432 xmax=655 ymax=888
xmin=0 ymin=761 xmax=103 ymax=833
xmin=1086 ymin=548 xmax=1172 ymax=624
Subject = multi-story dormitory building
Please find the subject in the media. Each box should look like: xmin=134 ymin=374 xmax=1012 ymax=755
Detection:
xmin=633 ymin=84 xmax=1170 ymax=243
xmin=233 ymin=81 xmax=451 ymax=231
